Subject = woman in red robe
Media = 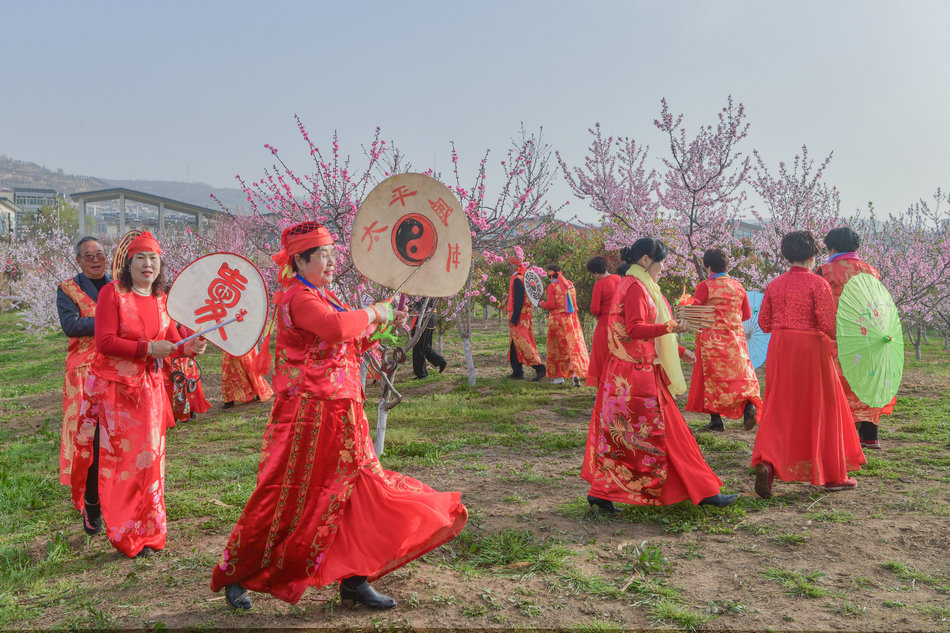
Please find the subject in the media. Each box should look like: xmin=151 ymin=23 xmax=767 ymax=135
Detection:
xmin=816 ymin=227 xmax=895 ymax=449
xmin=220 ymin=349 xmax=274 ymax=408
xmin=751 ymin=231 xmax=866 ymax=498
xmin=506 ymin=257 xmax=545 ymax=380
xmin=582 ymin=237 xmax=738 ymax=511
xmin=686 ymin=248 xmax=761 ymax=431
xmin=540 ymin=264 xmax=590 ymax=386
xmin=211 ymin=222 xmax=467 ymax=611
xmin=70 ymin=232 xmax=207 ymax=557
xmin=586 ymin=256 xmax=621 ymax=387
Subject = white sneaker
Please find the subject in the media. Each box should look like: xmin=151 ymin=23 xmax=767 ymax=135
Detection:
xmin=551 ymin=378 xmax=565 ymax=385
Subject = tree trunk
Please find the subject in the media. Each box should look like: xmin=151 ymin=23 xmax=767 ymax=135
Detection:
xmin=923 ymin=326 xmax=929 ymax=345
xmin=456 ymin=272 xmax=477 ymax=386
xmin=374 ymin=384 xmax=391 ymax=457
xmin=914 ymin=323 xmax=923 ymax=361
xmin=943 ymin=330 xmax=949 ymax=351
xmin=483 ymin=304 xmax=488 ymax=319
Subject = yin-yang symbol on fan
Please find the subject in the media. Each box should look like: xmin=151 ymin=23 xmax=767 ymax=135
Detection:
xmin=391 ymin=213 xmax=438 ymax=266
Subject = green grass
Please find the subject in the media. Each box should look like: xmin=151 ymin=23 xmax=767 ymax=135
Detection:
xmin=0 ymin=313 xmax=65 ymax=398
xmin=762 ymin=567 xmax=828 ymax=598
xmin=440 ymin=528 xmax=572 ymax=576
xmin=2 ymin=312 xmax=950 ymax=631
xmin=881 ymin=560 xmax=950 ymax=591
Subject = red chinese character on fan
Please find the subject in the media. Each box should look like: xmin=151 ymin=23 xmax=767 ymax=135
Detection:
xmin=446 ymin=243 xmax=461 ymax=272
xmin=193 ymin=262 xmax=248 ymax=340
xmin=389 ymin=186 xmax=418 ymax=207
xmin=361 ymin=220 xmax=389 ymax=252
xmin=428 ymin=198 xmax=453 ymax=227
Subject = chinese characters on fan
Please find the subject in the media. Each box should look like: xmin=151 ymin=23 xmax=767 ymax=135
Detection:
xmin=193 ymin=262 xmax=248 ymax=341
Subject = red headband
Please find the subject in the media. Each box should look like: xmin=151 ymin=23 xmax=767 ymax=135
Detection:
xmin=271 ymin=222 xmax=333 ymax=269
xmin=126 ymin=231 xmax=162 ymax=256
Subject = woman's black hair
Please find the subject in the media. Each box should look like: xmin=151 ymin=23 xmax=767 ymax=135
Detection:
xmin=616 ymin=262 xmax=630 ymax=276
xmin=586 ymin=256 xmax=608 ymax=274
xmin=780 ymin=231 xmax=821 ymax=263
xmin=118 ymin=254 xmax=167 ymax=296
xmin=546 ymin=263 xmax=562 ymax=273
xmin=291 ymin=246 xmax=321 ymax=273
xmin=702 ymin=248 xmax=728 ymax=273
xmin=823 ymin=227 xmax=861 ymax=253
xmin=620 ymin=236 xmax=669 ymax=264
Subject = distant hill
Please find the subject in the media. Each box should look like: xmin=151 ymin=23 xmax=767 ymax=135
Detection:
xmin=0 ymin=155 xmax=249 ymax=212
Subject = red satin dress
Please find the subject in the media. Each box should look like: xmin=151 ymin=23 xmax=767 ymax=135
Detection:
xmin=817 ymin=255 xmax=896 ymax=425
xmin=70 ymin=283 xmax=180 ymax=557
xmin=582 ymin=276 xmax=724 ymax=505
xmin=221 ymin=349 xmax=274 ymax=404
xmin=59 ymin=279 xmax=97 ymax=484
xmin=685 ymin=276 xmax=762 ymax=418
xmin=586 ymin=274 xmax=620 ymax=387
xmin=211 ymin=280 xmax=467 ymax=604
xmin=540 ymin=275 xmax=590 ymax=380
xmin=507 ymin=272 xmax=542 ymax=367
xmin=751 ymin=267 xmax=866 ymax=484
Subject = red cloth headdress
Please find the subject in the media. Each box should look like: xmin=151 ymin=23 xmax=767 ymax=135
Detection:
xmin=507 ymin=255 xmax=527 ymax=275
xmin=126 ymin=231 xmax=162 ymax=256
xmin=271 ymin=222 xmax=333 ymax=286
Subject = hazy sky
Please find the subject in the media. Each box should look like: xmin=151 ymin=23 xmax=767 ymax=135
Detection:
xmin=2 ymin=0 xmax=948 ymax=222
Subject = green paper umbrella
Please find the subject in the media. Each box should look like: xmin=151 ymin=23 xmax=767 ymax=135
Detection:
xmin=836 ymin=273 xmax=904 ymax=407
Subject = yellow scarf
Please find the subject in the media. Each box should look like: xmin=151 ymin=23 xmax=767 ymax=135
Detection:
xmin=626 ymin=264 xmax=686 ymax=396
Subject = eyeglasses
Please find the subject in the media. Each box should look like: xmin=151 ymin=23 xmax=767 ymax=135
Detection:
xmin=80 ymin=252 xmax=107 ymax=262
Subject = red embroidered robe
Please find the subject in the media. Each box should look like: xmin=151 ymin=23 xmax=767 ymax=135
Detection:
xmin=685 ymin=276 xmax=762 ymax=418
xmin=211 ymin=280 xmax=467 ymax=604
xmin=70 ymin=282 xmax=180 ymax=557
xmin=221 ymin=349 xmax=274 ymax=404
xmin=59 ymin=279 xmax=97 ymax=485
xmin=540 ymin=274 xmax=590 ymax=379
xmin=507 ymin=271 xmax=542 ymax=366
xmin=817 ymin=256 xmax=896 ymax=424
xmin=582 ymin=276 xmax=723 ymax=505
xmin=587 ymin=274 xmax=620 ymax=387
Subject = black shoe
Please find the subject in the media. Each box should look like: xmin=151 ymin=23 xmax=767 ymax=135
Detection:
xmin=225 ymin=583 xmax=252 ymax=610
xmin=531 ymin=364 xmax=546 ymax=382
xmin=437 ymin=360 xmax=447 ymax=374
xmin=189 ymin=411 xmax=197 ymax=420
xmin=507 ymin=372 xmax=525 ymax=380
xmin=135 ymin=546 xmax=155 ymax=558
xmin=704 ymin=414 xmax=725 ymax=432
xmin=414 ymin=373 xmax=429 ymax=380
xmin=221 ymin=401 xmax=235 ymax=409
xmin=339 ymin=580 xmax=396 ymax=610
xmin=586 ymin=495 xmax=617 ymax=513
xmin=698 ymin=493 xmax=738 ymax=507
xmin=743 ymin=402 xmax=758 ymax=430
xmin=252 ymin=395 xmax=260 ymax=402
xmin=82 ymin=499 xmax=103 ymax=536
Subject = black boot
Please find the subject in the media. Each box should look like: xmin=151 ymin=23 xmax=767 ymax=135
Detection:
xmin=225 ymin=583 xmax=252 ymax=610
xmin=743 ymin=401 xmax=758 ymax=430
xmin=858 ymin=421 xmax=881 ymax=449
xmin=698 ymin=492 xmax=739 ymax=507
xmin=221 ymin=401 xmax=235 ymax=409
xmin=507 ymin=371 xmax=525 ymax=380
xmin=531 ymin=364 xmax=546 ymax=382
xmin=586 ymin=495 xmax=617 ymax=513
xmin=135 ymin=546 xmax=155 ymax=558
xmin=340 ymin=577 xmax=396 ymax=609
xmin=704 ymin=414 xmax=724 ymax=432
xmin=82 ymin=498 xmax=103 ymax=536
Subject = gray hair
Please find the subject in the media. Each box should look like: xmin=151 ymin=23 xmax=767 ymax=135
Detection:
xmin=74 ymin=236 xmax=101 ymax=257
